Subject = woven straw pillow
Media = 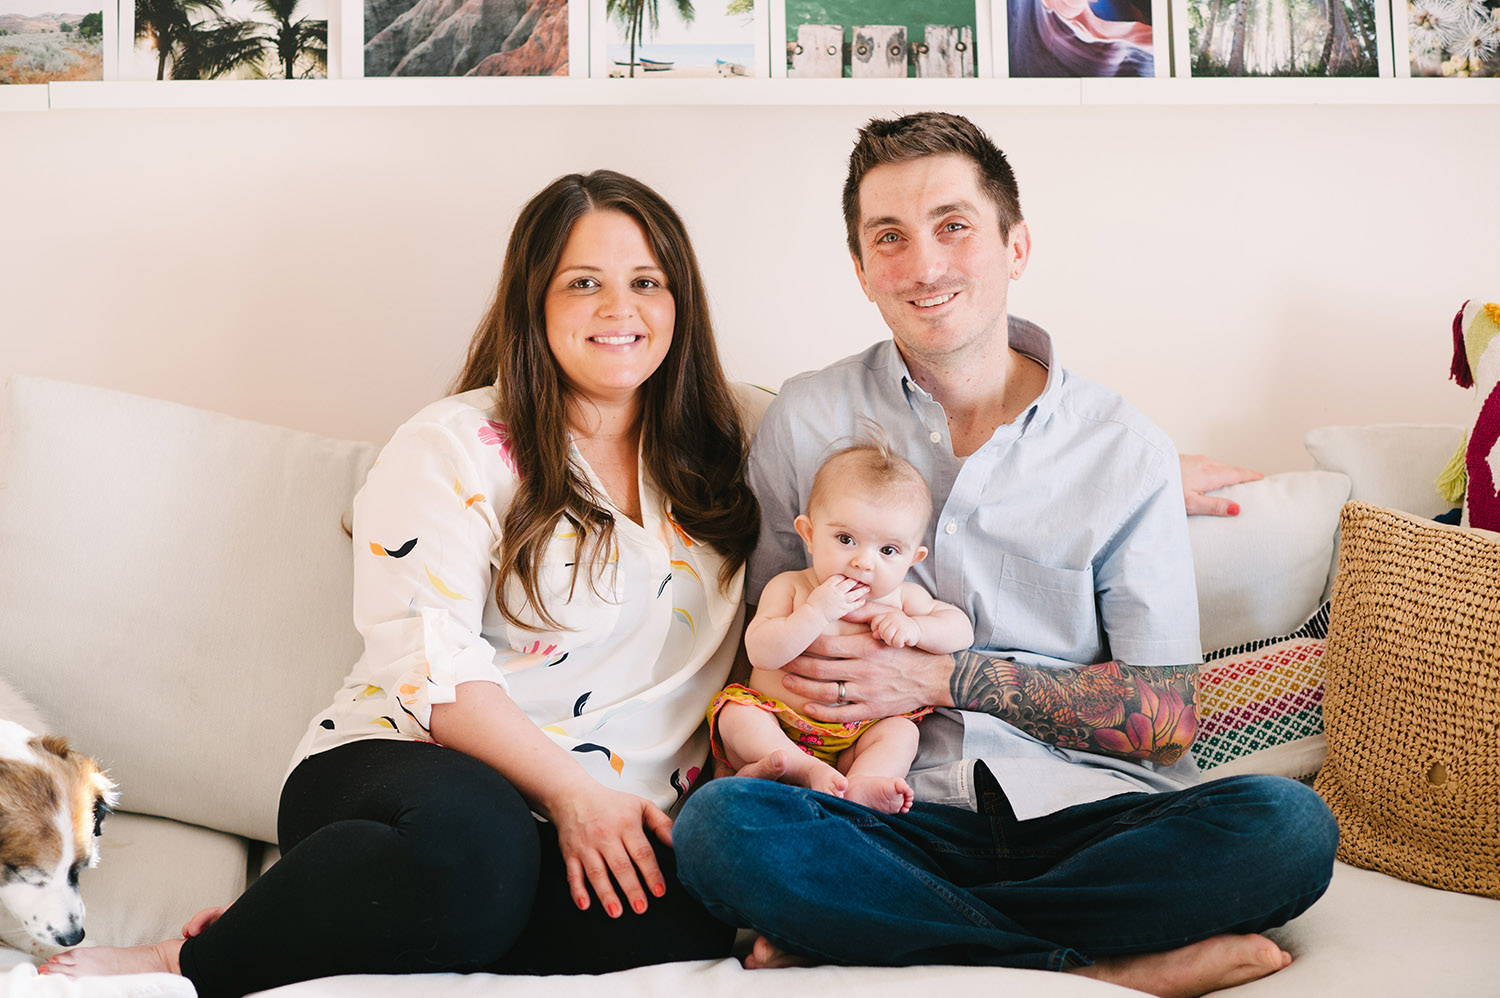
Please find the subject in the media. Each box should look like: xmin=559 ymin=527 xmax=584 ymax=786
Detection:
xmin=1313 ymin=501 xmax=1500 ymax=899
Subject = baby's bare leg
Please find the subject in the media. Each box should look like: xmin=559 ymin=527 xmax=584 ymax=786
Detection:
xmin=837 ymin=716 xmax=918 ymax=814
xmin=717 ymin=701 xmax=848 ymax=798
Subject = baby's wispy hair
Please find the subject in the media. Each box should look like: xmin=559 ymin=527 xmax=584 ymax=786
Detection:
xmin=808 ymin=421 xmax=932 ymax=522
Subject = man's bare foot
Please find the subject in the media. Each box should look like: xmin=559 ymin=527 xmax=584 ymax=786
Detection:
xmin=842 ymin=775 xmax=914 ymax=814
xmin=41 ymin=938 xmax=184 ymax=978
xmin=1071 ymin=933 xmax=1291 ymax=998
xmin=743 ymin=935 xmax=818 ymax=969
xmin=741 ymin=749 xmax=848 ymax=798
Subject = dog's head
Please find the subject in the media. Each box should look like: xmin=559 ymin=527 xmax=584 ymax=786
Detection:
xmin=0 ymin=722 xmax=118 ymax=950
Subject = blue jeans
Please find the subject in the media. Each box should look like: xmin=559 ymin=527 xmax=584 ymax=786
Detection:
xmin=674 ymin=770 xmax=1338 ymax=971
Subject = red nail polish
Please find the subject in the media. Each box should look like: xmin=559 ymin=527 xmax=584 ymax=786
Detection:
xmin=652 ymin=883 xmax=665 ymax=897
xmin=633 ymin=898 xmax=646 ymax=914
xmin=608 ymin=903 xmax=622 ymax=918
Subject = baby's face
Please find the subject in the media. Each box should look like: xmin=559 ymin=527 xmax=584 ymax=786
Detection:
xmin=799 ymin=491 xmax=928 ymax=600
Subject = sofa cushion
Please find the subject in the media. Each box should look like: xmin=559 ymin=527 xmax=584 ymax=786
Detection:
xmin=1304 ymin=424 xmax=1464 ymax=519
xmin=1314 ymin=502 xmax=1500 ymax=900
xmin=1186 ymin=471 xmax=1350 ymax=655
xmin=1195 ymin=602 xmax=1329 ymax=781
xmin=0 ymin=810 xmax=249 ymax=956
xmin=0 ymin=376 xmax=378 ymax=844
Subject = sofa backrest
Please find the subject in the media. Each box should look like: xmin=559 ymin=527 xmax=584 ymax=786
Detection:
xmin=0 ymin=376 xmax=377 ymax=843
xmin=1 ymin=376 xmax=1407 ymax=846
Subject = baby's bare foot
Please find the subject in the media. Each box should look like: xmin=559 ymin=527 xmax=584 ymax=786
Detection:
xmin=747 ymin=748 xmax=848 ymax=798
xmin=842 ymin=775 xmax=914 ymax=814
xmin=1071 ymin=933 xmax=1291 ymax=998
xmin=743 ymin=935 xmax=818 ymax=969
xmin=43 ymin=939 xmax=184 ymax=978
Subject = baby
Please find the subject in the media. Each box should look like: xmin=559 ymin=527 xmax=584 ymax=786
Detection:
xmin=708 ymin=439 xmax=973 ymax=814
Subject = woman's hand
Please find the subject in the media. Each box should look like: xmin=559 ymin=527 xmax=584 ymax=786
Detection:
xmin=1179 ymin=453 xmax=1262 ymax=516
xmin=549 ymin=784 xmax=674 ymax=919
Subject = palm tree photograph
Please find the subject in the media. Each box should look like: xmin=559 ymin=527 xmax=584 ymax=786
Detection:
xmin=597 ymin=0 xmax=760 ymax=78
xmin=130 ymin=0 xmax=328 ymax=79
xmin=1180 ymin=0 xmax=1384 ymax=75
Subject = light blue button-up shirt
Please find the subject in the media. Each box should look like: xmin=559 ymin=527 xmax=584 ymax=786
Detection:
xmin=746 ymin=319 xmax=1203 ymax=820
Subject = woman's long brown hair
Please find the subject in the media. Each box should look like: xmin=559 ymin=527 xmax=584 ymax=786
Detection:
xmin=454 ymin=170 xmax=759 ymax=630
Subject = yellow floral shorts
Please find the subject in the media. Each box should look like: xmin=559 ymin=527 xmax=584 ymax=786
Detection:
xmin=707 ymin=683 xmax=932 ymax=766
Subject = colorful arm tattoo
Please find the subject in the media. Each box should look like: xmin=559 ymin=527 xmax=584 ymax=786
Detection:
xmin=948 ymin=652 xmax=1199 ymax=766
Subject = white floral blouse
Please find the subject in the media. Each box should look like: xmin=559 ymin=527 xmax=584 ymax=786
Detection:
xmin=289 ymin=387 xmax=743 ymax=812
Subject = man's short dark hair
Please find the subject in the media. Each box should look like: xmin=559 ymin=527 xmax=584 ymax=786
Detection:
xmin=842 ymin=111 xmax=1024 ymax=261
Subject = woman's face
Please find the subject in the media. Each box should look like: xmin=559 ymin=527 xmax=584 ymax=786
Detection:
xmin=545 ymin=209 xmax=675 ymax=412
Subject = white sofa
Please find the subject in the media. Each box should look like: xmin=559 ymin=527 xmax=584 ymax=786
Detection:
xmin=0 ymin=375 xmax=1496 ymax=998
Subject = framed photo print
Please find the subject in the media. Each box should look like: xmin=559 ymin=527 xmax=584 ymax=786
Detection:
xmin=123 ymin=0 xmax=331 ymax=79
xmin=591 ymin=0 xmax=767 ymax=78
xmin=358 ymin=0 xmax=585 ymax=77
xmin=771 ymin=0 xmax=991 ymax=78
xmin=1172 ymin=0 xmax=1393 ymax=76
xmin=1391 ymin=0 xmax=1498 ymax=76
xmin=1 ymin=0 xmax=118 ymax=83
xmin=996 ymin=0 xmax=1167 ymax=76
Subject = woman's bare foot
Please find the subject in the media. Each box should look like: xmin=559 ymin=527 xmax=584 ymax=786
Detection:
xmin=1071 ymin=933 xmax=1291 ymax=998
xmin=41 ymin=938 xmax=184 ymax=978
xmin=743 ymin=935 xmax=818 ymax=969
xmin=842 ymin=775 xmax=914 ymax=814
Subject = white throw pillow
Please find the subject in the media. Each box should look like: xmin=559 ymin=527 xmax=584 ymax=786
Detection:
xmin=1187 ymin=471 xmax=1351 ymax=655
xmin=1304 ymin=424 xmax=1464 ymax=520
xmin=0 ymin=376 xmax=378 ymax=844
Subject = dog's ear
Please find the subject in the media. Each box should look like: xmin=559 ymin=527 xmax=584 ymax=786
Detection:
xmin=37 ymin=735 xmax=72 ymax=760
xmin=90 ymin=769 xmax=120 ymax=832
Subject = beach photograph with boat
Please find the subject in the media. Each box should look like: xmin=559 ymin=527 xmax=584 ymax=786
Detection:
xmin=593 ymin=0 xmax=766 ymax=77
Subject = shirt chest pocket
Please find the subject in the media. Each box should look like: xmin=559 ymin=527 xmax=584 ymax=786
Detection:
xmin=991 ymin=554 xmax=1102 ymax=662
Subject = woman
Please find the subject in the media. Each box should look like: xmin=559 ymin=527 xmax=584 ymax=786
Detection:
xmin=46 ymin=170 xmax=761 ymax=996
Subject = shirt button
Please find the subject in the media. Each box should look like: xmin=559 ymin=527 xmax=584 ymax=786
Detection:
xmin=929 ymin=431 xmax=941 ymax=443
xmin=944 ymin=522 xmax=958 ymax=535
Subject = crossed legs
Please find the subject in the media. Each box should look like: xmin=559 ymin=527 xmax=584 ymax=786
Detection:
xmin=675 ymin=772 xmax=1338 ymax=996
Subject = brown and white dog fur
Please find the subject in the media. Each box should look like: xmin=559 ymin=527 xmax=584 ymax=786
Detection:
xmin=0 ymin=676 xmax=117 ymax=955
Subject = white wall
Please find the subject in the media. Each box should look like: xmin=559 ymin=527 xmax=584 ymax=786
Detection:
xmin=1 ymin=100 xmax=1491 ymax=472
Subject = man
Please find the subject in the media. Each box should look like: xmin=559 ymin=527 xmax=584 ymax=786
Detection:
xmin=675 ymin=112 xmax=1338 ymax=998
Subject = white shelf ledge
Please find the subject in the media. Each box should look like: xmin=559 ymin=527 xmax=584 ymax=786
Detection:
xmin=28 ymin=75 xmax=1500 ymax=110
xmin=1082 ymin=76 xmax=1500 ymax=104
xmin=0 ymin=85 xmax=50 ymax=111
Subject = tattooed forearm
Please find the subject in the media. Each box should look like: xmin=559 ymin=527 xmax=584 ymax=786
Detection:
xmin=948 ymin=652 xmax=1199 ymax=765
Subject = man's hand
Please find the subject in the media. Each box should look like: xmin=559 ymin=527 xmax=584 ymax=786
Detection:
xmin=1179 ymin=453 xmax=1263 ymax=517
xmin=777 ymin=628 xmax=954 ymax=722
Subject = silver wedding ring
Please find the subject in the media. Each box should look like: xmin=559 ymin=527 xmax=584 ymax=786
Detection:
xmin=836 ymin=680 xmax=847 ymax=702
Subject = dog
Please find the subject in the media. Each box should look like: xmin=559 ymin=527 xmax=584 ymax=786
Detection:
xmin=0 ymin=675 xmax=117 ymax=955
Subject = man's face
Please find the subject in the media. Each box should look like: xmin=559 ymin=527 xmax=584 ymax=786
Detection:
xmin=850 ymin=154 xmax=1029 ymax=368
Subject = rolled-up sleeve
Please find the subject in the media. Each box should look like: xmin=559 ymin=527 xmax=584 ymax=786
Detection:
xmin=351 ymin=421 xmax=522 ymax=736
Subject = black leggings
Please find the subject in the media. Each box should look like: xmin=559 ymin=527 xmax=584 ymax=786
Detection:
xmin=178 ymin=739 xmax=736 ymax=998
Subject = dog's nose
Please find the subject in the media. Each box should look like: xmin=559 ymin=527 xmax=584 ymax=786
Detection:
xmin=52 ymin=924 xmax=84 ymax=947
